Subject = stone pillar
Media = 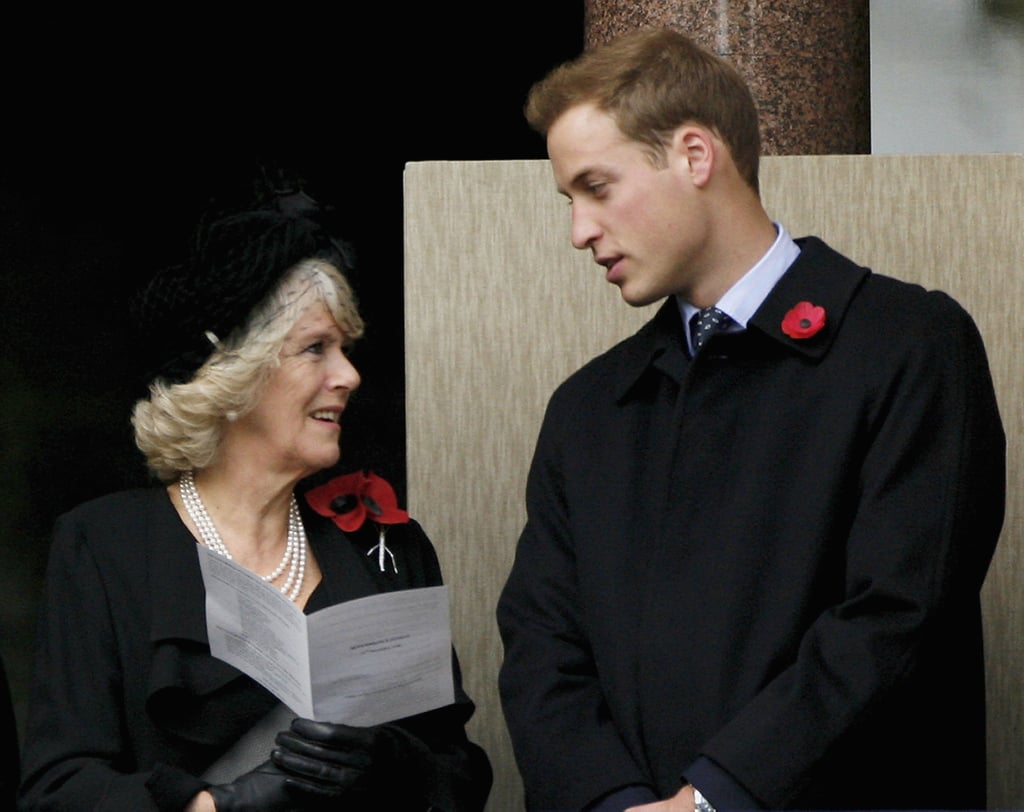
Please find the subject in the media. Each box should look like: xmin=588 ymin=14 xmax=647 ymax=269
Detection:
xmin=583 ymin=0 xmax=870 ymax=155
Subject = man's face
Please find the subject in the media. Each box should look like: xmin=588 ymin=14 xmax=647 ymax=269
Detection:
xmin=547 ymin=103 xmax=709 ymax=307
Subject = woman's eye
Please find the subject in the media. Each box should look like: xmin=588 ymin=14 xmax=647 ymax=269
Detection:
xmin=305 ymin=341 xmax=325 ymax=355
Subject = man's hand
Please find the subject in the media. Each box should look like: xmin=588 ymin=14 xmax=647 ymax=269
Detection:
xmin=626 ymin=783 xmax=695 ymax=812
xmin=184 ymin=790 xmax=216 ymax=812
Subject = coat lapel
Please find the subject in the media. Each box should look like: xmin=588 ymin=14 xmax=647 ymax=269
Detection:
xmin=748 ymin=236 xmax=870 ymax=359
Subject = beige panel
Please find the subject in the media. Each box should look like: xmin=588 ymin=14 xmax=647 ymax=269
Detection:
xmin=404 ymin=155 xmax=1024 ymax=810
xmin=403 ymin=160 xmax=649 ymax=811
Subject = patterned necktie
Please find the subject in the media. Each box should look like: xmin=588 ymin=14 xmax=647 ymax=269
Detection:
xmin=689 ymin=306 xmax=732 ymax=355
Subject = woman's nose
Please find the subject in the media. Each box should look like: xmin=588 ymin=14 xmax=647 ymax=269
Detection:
xmin=329 ymin=349 xmax=361 ymax=392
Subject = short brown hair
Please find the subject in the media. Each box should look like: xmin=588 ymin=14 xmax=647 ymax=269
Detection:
xmin=525 ymin=28 xmax=762 ymax=193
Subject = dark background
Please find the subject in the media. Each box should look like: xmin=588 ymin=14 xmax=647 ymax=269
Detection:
xmin=0 ymin=5 xmax=583 ymax=740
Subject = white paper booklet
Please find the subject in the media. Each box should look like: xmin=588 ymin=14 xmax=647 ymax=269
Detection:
xmin=197 ymin=545 xmax=454 ymax=725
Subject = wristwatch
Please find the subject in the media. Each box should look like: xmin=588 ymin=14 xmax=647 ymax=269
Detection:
xmin=693 ymin=787 xmax=717 ymax=812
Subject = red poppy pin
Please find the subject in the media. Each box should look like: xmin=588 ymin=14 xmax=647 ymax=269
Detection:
xmin=781 ymin=301 xmax=826 ymax=339
xmin=306 ymin=470 xmax=409 ymax=572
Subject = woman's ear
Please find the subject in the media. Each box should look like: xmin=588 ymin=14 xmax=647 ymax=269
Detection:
xmin=671 ymin=124 xmax=716 ymax=188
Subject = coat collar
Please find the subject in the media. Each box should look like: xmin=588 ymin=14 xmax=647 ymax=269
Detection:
xmin=144 ymin=489 xmax=255 ymax=745
xmin=747 ymin=236 xmax=869 ymax=359
xmin=614 ymin=237 xmax=870 ymax=401
xmin=144 ymin=488 xmax=386 ymax=747
xmin=145 ymin=491 xmax=385 ymax=645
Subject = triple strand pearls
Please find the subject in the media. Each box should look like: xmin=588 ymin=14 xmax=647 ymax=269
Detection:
xmin=179 ymin=470 xmax=307 ymax=601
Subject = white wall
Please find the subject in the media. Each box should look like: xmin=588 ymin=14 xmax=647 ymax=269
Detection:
xmin=871 ymin=0 xmax=1024 ymax=153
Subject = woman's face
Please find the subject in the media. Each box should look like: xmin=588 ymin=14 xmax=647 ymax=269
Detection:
xmin=227 ymin=300 xmax=361 ymax=479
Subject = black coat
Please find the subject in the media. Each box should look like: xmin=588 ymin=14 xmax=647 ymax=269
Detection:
xmin=20 ymin=486 xmax=491 ymax=810
xmin=497 ymin=237 xmax=1005 ymax=810
xmin=1 ymin=653 xmax=17 ymax=810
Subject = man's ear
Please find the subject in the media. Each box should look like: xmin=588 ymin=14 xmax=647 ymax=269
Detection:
xmin=671 ymin=125 xmax=716 ymax=188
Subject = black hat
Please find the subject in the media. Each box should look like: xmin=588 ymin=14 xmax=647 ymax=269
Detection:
xmin=132 ymin=189 xmax=355 ymax=388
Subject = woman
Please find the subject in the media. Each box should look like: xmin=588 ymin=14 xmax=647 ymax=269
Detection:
xmin=18 ymin=188 xmax=492 ymax=810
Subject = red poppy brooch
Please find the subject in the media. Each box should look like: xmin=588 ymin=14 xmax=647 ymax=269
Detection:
xmin=305 ymin=470 xmax=409 ymax=573
xmin=781 ymin=301 xmax=826 ymax=340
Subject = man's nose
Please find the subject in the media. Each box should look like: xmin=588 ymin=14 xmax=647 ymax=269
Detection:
xmin=570 ymin=205 xmax=601 ymax=250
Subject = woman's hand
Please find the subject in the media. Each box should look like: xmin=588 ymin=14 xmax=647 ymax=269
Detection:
xmin=204 ymin=760 xmax=297 ymax=811
xmin=272 ymin=717 xmax=419 ymax=804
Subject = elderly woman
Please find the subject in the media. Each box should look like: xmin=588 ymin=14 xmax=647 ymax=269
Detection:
xmin=18 ymin=190 xmax=492 ymax=811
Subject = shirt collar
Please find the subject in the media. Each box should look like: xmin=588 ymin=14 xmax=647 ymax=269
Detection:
xmin=676 ymin=223 xmax=801 ymax=348
xmin=614 ymin=236 xmax=870 ymax=403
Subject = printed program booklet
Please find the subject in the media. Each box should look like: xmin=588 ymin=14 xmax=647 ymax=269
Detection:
xmin=197 ymin=545 xmax=454 ymax=725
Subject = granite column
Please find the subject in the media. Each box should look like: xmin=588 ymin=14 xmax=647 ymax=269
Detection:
xmin=583 ymin=0 xmax=870 ymax=154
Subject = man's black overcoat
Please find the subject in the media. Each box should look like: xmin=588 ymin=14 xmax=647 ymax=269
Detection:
xmin=498 ymin=237 xmax=1005 ymax=810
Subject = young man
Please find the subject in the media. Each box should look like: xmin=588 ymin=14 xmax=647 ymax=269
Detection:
xmin=496 ymin=28 xmax=1005 ymax=812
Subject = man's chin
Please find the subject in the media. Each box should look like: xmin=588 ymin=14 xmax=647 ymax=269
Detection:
xmin=617 ymin=284 xmax=663 ymax=308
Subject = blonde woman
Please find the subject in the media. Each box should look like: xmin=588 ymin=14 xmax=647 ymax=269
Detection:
xmin=19 ymin=188 xmax=491 ymax=811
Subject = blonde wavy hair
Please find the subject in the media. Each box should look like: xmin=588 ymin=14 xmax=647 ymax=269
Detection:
xmin=131 ymin=259 xmax=364 ymax=482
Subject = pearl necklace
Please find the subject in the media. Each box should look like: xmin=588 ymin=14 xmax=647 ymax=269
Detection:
xmin=179 ymin=470 xmax=307 ymax=601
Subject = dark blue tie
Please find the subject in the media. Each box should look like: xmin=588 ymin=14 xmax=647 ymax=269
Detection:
xmin=689 ymin=306 xmax=731 ymax=355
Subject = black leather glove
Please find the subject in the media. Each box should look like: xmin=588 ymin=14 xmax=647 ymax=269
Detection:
xmin=272 ymin=718 xmax=418 ymax=806
xmin=205 ymin=759 xmax=299 ymax=811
